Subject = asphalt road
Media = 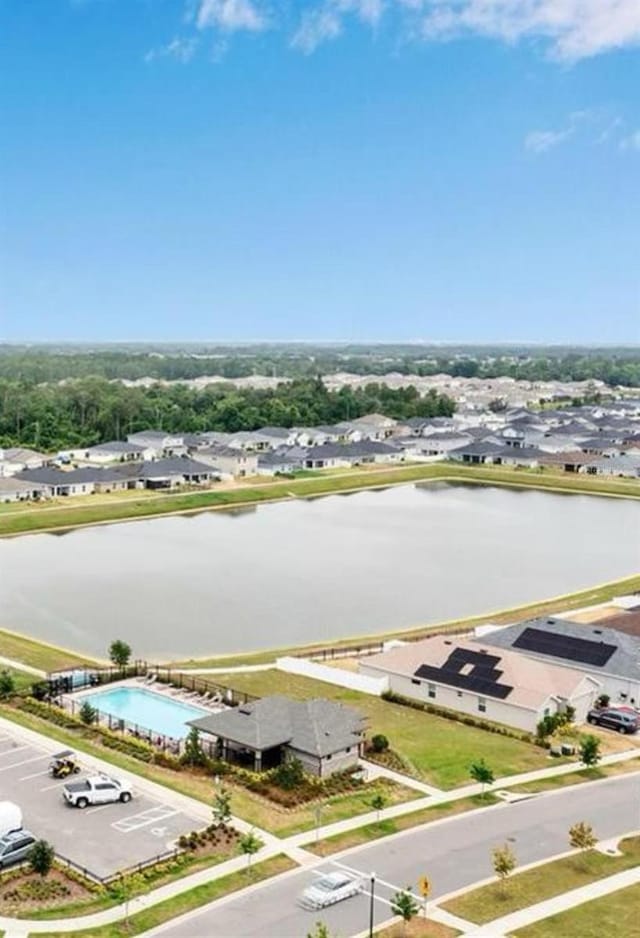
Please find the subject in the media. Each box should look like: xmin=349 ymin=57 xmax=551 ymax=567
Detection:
xmin=148 ymin=773 xmax=640 ymax=938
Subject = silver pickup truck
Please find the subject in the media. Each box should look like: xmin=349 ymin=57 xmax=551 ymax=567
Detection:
xmin=63 ymin=774 xmax=133 ymax=809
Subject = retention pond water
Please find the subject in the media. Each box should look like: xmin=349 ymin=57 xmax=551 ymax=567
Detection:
xmin=0 ymin=482 xmax=638 ymax=659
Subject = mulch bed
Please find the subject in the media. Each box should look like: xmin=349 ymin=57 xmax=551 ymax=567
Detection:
xmin=0 ymin=866 xmax=94 ymax=913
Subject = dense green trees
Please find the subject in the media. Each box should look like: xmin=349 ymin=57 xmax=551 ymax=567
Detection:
xmin=0 ymin=377 xmax=455 ymax=451
xmin=1 ymin=345 xmax=638 ymax=386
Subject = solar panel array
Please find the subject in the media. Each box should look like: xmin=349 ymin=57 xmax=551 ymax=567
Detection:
xmin=513 ymin=627 xmax=616 ymax=667
xmin=414 ymin=646 xmax=513 ymax=700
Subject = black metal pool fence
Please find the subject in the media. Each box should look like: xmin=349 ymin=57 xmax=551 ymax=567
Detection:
xmin=42 ymin=662 xmax=258 ymax=755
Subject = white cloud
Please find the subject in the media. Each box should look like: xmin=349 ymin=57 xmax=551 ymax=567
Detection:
xmin=145 ymin=36 xmax=198 ymax=64
xmin=411 ymin=0 xmax=640 ymax=62
xmin=524 ymin=109 xmax=630 ymax=154
xmin=196 ymin=0 xmax=266 ymax=32
xmin=173 ymin=0 xmax=640 ymax=58
xmin=524 ymin=128 xmax=573 ymax=152
xmin=291 ymin=0 xmax=384 ymax=53
xmin=620 ymin=130 xmax=640 ymax=151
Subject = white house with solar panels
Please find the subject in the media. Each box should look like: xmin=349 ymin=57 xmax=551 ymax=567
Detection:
xmin=478 ymin=616 xmax=640 ymax=709
xmin=359 ymin=635 xmax=601 ymax=733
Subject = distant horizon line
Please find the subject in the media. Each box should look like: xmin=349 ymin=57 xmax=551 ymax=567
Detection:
xmin=2 ymin=339 xmax=639 ymax=349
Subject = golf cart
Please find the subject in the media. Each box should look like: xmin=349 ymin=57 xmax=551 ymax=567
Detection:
xmin=49 ymin=750 xmax=81 ymax=779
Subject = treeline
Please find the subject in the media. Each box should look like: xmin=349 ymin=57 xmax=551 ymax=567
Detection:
xmin=1 ymin=349 xmax=639 ymax=387
xmin=0 ymin=378 xmax=455 ymax=451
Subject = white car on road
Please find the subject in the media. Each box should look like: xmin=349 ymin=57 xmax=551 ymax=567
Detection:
xmin=299 ymin=871 xmax=363 ymax=909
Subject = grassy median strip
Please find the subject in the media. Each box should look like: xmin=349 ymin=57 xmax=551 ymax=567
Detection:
xmin=1 ymin=462 xmax=637 ymax=539
xmin=30 ymin=854 xmax=296 ymax=938
xmin=504 ymin=757 xmax=640 ymax=795
xmin=513 ymin=882 xmax=640 ymax=938
xmin=441 ymin=836 xmax=640 ymax=925
xmin=307 ymin=794 xmax=500 ymax=856
xmin=376 ymin=920 xmax=461 ymax=937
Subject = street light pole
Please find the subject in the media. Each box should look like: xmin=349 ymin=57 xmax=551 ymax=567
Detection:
xmin=368 ymin=871 xmax=376 ymax=938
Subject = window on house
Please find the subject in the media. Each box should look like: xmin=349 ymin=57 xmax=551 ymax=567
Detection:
xmin=411 ymin=678 xmax=420 ymax=686
xmin=457 ymin=691 xmax=463 ymax=698
xmin=478 ymin=697 xmax=487 ymax=713
xmin=326 ymin=754 xmax=332 ymax=760
xmin=428 ymin=684 xmax=436 ymax=699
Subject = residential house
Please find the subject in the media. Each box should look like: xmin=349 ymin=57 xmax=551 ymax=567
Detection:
xmin=0 ymin=448 xmax=49 ymax=477
xmin=126 ymin=431 xmax=187 ymax=458
xmin=134 ymin=457 xmax=220 ymax=489
xmin=194 ymin=445 xmax=258 ymax=478
xmin=256 ymin=451 xmax=301 ymax=475
xmin=348 ymin=414 xmax=397 ymax=439
xmin=448 ymin=441 xmax=505 ymax=464
xmin=80 ymin=441 xmax=150 ymax=464
xmin=188 ymin=695 xmax=366 ymax=777
xmin=478 ymin=617 xmax=640 ymax=707
xmin=360 ymin=636 xmax=600 ymax=733
xmin=15 ymin=467 xmax=103 ymax=497
xmin=0 ymin=477 xmax=48 ymax=503
xmin=583 ymin=455 xmax=640 ymax=478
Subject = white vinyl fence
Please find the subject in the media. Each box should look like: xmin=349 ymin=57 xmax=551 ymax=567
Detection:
xmin=275 ymin=656 xmax=389 ymax=696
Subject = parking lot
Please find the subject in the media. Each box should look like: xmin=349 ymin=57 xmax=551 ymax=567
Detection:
xmin=0 ymin=729 xmax=203 ymax=878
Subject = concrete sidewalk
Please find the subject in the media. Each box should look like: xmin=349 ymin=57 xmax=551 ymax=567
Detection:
xmin=0 ymin=656 xmax=45 ymax=677
xmin=0 ymin=713 xmax=637 ymax=936
xmin=461 ymin=864 xmax=640 ymax=936
xmin=359 ymin=758 xmax=442 ymax=796
xmin=0 ymin=845 xmax=286 ymax=937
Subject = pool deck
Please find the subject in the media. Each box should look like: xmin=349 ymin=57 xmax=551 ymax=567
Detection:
xmin=61 ymin=677 xmax=227 ymax=752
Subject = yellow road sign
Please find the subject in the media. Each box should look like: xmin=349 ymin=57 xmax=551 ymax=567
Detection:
xmin=418 ymin=875 xmax=431 ymax=898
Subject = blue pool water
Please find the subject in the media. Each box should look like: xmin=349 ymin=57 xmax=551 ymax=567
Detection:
xmin=83 ymin=687 xmax=207 ymax=739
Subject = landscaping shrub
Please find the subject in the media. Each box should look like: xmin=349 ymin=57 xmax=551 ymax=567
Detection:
xmin=2 ymin=878 xmax=70 ymax=904
xmin=381 ymin=690 xmax=536 ymax=744
xmin=370 ymin=734 xmax=389 ymax=753
xmin=273 ymin=757 xmax=305 ymax=790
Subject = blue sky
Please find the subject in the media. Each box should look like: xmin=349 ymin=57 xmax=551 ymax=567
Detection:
xmin=1 ymin=0 xmax=639 ymax=343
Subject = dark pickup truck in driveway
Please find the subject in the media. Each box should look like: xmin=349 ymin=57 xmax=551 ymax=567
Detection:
xmin=63 ymin=774 xmax=133 ymax=808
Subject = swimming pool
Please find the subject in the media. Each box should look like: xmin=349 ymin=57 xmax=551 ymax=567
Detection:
xmin=82 ymin=687 xmax=208 ymax=739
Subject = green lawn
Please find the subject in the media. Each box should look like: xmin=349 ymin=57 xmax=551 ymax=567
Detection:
xmin=2 ymin=667 xmax=38 ymax=693
xmin=442 ymin=836 xmax=640 ymax=925
xmin=0 ymin=627 xmax=98 ymax=671
xmin=210 ymin=670 xmax=550 ymax=789
xmin=32 ymin=854 xmax=296 ymax=938
xmin=505 ymin=757 xmax=640 ymax=795
xmin=514 ymin=883 xmax=640 ymax=938
xmin=308 ymin=793 xmax=499 ymax=856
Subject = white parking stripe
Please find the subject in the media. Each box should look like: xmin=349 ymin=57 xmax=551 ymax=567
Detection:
xmin=330 ymin=860 xmax=411 ymax=895
xmin=86 ymin=805 xmax=112 ymax=815
xmin=40 ymin=779 xmax=73 ymax=791
xmin=0 ymin=754 xmax=48 ymax=772
xmin=20 ymin=769 xmax=50 ymax=781
xmin=112 ymin=806 xmax=179 ymax=833
xmin=0 ymin=744 xmax=32 ymax=757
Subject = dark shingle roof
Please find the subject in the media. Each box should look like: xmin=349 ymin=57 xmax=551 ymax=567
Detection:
xmin=478 ymin=617 xmax=640 ymax=682
xmin=87 ymin=441 xmax=146 ymax=455
xmin=189 ymin=695 xmax=365 ymax=757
